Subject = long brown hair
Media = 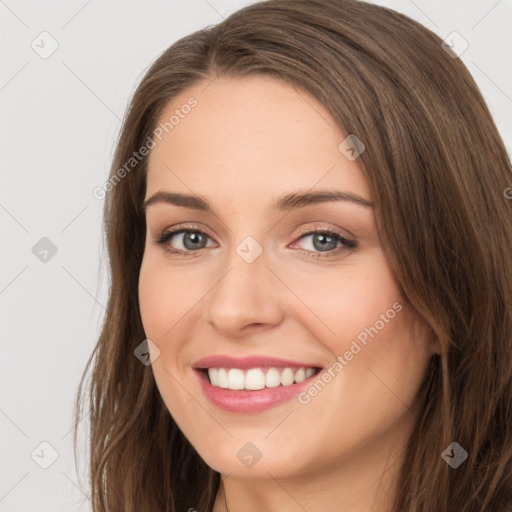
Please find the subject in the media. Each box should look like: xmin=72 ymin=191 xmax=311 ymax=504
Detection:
xmin=74 ymin=0 xmax=512 ymax=510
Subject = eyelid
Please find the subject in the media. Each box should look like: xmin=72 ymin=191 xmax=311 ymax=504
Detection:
xmin=153 ymin=222 xmax=217 ymax=248
xmin=294 ymin=223 xmax=356 ymax=241
xmin=155 ymin=222 xmax=214 ymax=240
xmin=291 ymin=226 xmax=357 ymax=253
xmin=155 ymin=222 xmax=352 ymax=241
xmin=153 ymin=222 xmax=357 ymax=257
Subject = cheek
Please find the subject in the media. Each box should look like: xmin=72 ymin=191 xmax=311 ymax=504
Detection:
xmin=289 ymin=250 xmax=404 ymax=352
xmin=138 ymin=252 xmax=214 ymax=375
xmin=138 ymin=256 xmax=185 ymax=342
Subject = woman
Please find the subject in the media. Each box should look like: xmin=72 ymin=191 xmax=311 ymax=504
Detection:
xmin=74 ymin=0 xmax=512 ymax=510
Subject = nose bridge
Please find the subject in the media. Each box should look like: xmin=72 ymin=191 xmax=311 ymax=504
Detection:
xmin=204 ymin=233 xmax=282 ymax=334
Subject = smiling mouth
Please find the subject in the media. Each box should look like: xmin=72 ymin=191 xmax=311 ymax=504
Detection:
xmin=199 ymin=366 xmax=322 ymax=391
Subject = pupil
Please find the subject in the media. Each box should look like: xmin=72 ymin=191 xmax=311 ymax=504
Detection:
xmin=314 ymin=233 xmax=336 ymax=251
xmin=184 ymin=232 xmax=205 ymax=250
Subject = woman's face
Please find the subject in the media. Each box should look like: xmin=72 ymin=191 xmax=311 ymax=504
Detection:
xmin=138 ymin=74 xmax=434 ymax=480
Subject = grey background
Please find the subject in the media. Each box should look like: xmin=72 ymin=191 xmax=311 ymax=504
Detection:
xmin=1 ymin=0 xmax=511 ymax=510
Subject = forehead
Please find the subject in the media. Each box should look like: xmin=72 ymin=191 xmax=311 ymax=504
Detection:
xmin=146 ymin=74 xmax=370 ymax=205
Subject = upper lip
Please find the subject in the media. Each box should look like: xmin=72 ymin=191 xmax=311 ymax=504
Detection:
xmin=192 ymin=355 xmax=322 ymax=370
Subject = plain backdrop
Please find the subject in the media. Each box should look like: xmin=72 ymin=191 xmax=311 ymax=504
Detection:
xmin=1 ymin=0 xmax=511 ymax=510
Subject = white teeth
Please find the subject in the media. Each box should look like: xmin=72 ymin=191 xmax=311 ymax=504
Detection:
xmin=265 ymin=368 xmax=281 ymax=388
xmin=206 ymin=366 xmax=318 ymax=390
xmin=245 ymin=368 xmax=266 ymax=390
xmin=294 ymin=368 xmax=306 ymax=383
xmin=209 ymin=368 xmax=219 ymax=386
xmin=280 ymin=368 xmax=295 ymax=386
xmin=218 ymin=368 xmax=229 ymax=388
xmin=228 ymin=369 xmax=245 ymax=390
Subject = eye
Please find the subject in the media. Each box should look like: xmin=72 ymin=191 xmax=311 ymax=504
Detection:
xmin=153 ymin=223 xmax=216 ymax=256
xmin=291 ymin=227 xmax=357 ymax=258
xmin=153 ymin=224 xmax=357 ymax=258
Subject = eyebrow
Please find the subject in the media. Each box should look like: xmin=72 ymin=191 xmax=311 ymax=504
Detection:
xmin=142 ymin=190 xmax=374 ymax=213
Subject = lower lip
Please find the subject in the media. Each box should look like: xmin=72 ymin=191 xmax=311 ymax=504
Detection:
xmin=193 ymin=368 xmax=321 ymax=414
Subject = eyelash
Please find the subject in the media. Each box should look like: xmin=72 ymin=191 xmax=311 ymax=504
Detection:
xmin=153 ymin=223 xmax=357 ymax=259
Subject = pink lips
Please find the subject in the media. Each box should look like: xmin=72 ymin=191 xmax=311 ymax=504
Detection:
xmin=192 ymin=354 xmax=320 ymax=370
xmin=191 ymin=354 xmax=322 ymax=414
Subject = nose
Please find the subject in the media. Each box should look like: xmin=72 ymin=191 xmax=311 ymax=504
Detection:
xmin=204 ymin=241 xmax=284 ymax=337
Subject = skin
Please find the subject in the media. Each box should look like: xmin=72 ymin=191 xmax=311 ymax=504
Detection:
xmin=138 ymin=74 xmax=436 ymax=512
